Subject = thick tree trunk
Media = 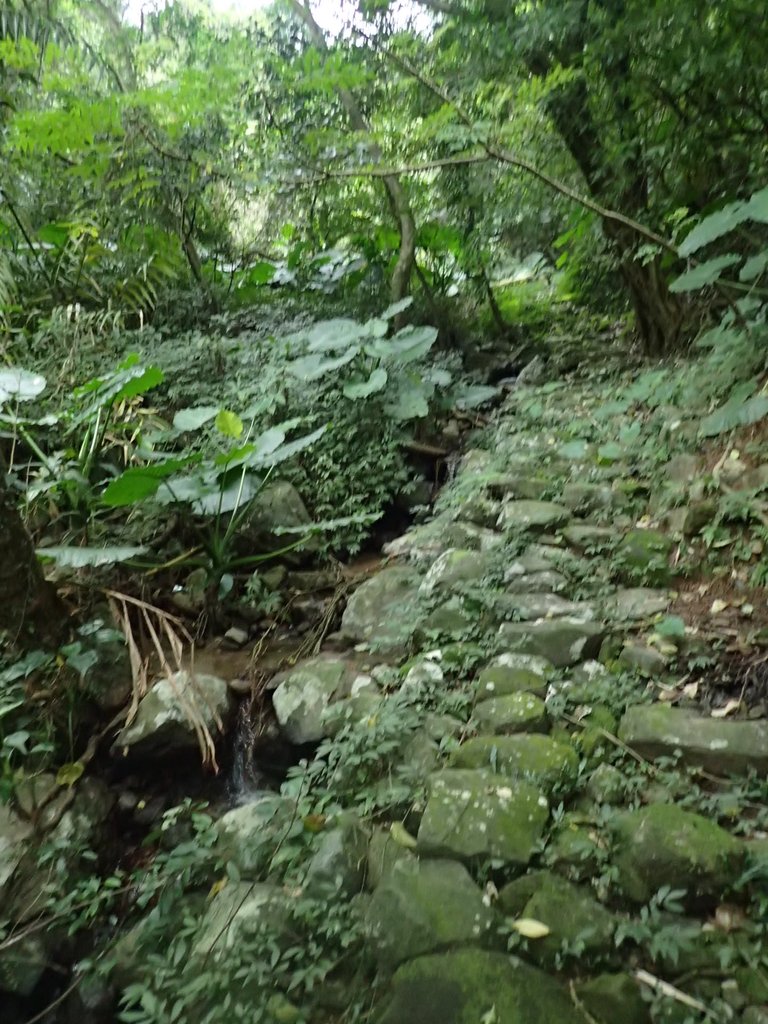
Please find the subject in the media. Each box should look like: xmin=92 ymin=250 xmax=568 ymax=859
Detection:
xmin=289 ymin=0 xmax=417 ymax=305
xmin=0 ymin=470 xmax=67 ymax=650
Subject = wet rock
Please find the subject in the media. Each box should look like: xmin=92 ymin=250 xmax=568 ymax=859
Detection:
xmin=419 ymin=548 xmax=494 ymax=595
xmin=607 ymin=587 xmax=671 ymax=621
xmin=618 ymin=704 xmax=768 ymax=774
xmin=617 ymin=529 xmax=674 ymax=584
xmin=340 ymin=565 xmax=423 ymax=655
xmin=499 ymin=617 xmax=605 ymax=667
xmin=611 ymin=803 xmax=744 ymax=904
xmin=504 ymin=547 xmax=557 ymax=576
xmin=450 ymin=734 xmax=578 ymax=794
xmin=113 ymin=671 xmax=233 ymax=757
xmin=575 ymin=973 xmax=651 ymax=1024
xmin=303 ymin=814 xmax=369 ymax=897
xmin=272 ymin=655 xmax=354 ymax=743
xmin=473 ymin=692 xmax=548 ymax=734
xmin=365 ymin=858 xmax=495 ymax=970
xmin=377 ymin=949 xmax=583 ymax=1024
xmin=497 ymin=499 xmax=571 ymax=533
xmin=476 ymin=652 xmax=554 ymax=699
xmin=383 ymin=514 xmax=502 ymax=563
xmin=499 ymin=871 xmax=616 ymax=967
xmin=417 ymin=769 xmax=548 ymax=864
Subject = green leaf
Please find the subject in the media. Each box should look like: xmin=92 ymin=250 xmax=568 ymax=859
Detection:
xmin=101 ymin=459 xmax=194 ymax=507
xmin=56 ymin=761 xmax=85 ymax=787
xmin=453 ymin=384 xmax=498 ymax=410
xmin=215 ymin=410 xmax=244 ymax=438
xmin=740 ymin=249 xmax=768 ymax=282
xmin=114 ymin=365 xmax=164 ymax=401
xmin=656 ymin=615 xmax=686 ymax=638
xmin=511 ymin=918 xmax=551 ymax=939
xmin=172 ymin=405 xmax=219 ymax=431
xmin=744 ymin=186 xmax=768 ymax=224
xmin=699 ymin=393 xmax=768 ymax=437
xmin=252 ymin=426 xmax=326 ymax=467
xmin=288 ymin=348 xmax=358 ymax=381
xmin=669 ymin=255 xmax=742 ymax=292
xmin=381 ymin=325 xmax=438 ymax=363
xmin=36 ymin=545 xmax=147 ymax=567
xmin=0 ymin=368 xmax=46 ymax=403
xmin=380 ymin=296 xmax=414 ymax=320
xmin=305 ymin=317 xmax=364 ymax=352
xmin=389 ymin=821 xmax=418 ymax=848
xmin=678 ymin=203 xmax=749 ymax=256
xmin=343 ymin=367 xmax=388 ymax=400
xmin=384 ymin=380 xmax=431 ymax=420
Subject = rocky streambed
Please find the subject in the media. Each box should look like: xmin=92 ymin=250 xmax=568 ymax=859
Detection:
xmin=3 ymin=374 xmax=768 ymax=1024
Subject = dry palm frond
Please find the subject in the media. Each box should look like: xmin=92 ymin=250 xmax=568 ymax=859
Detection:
xmin=105 ymin=589 xmax=221 ymax=770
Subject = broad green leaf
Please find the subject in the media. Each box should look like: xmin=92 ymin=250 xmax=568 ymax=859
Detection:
xmin=0 ymin=368 xmax=46 ymax=403
xmin=740 ymin=250 xmax=768 ymax=282
xmin=37 ymin=545 xmax=147 ymax=567
xmin=511 ymin=918 xmax=551 ymax=939
xmin=305 ymin=317 xmax=364 ymax=352
xmin=744 ymin=186 xmax=768 ymax=224
xmin=380 ymin=296 xmax=414 ymax=320
xmin=699 ymin=393 xmax=768 ymax=437
xmin=288 ymin=348 xmax=358 ymax=381
xmin=172 ymin=405 xmax=219 ymax=431
xmin=453 ymin=384 xmax=499 ymax=410
xmin=670 ymin=255 xmax=741 ymax=292
xmin=384 ymin=325 xmax=438 ymax=363
xmin=678 ymin=203 xmax=749 ymax=256
xmin=343 ymin=367 xmax=388 ymax=400
xmin=215 ymin=409 xmax=244 ymax=438
xmin=656 ymin=615 xmax=686 ymax=638
xmin=114 ymin=365 xmax=164 ymax=401
xmin=253 ymin=426 xmax=327 ymax=467
xmin=101 ymin=459 xmax=195 ymax=507
xmin=384 ymin=380 xmax=431 ymax=421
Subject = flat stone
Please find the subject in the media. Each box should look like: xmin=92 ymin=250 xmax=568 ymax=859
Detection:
xmin=617 ymin=529 xmax=674 ymax=585
xmin=485 ymin=474 xmax=555 ymax=500
xmin=561 ymin=482 xmax=618 ymax=514
xmin=383 ymin=515 xmax=502 ymax=562
xmin=272 ymin=656 xmax=352 ymax=743
xmin=417 ymin=769 xmax=548 ymax=864
xmin=607 ymin=587 xmax=671 ymax=621
xmin=113 ymin=672 xmax=233 ymax=757
xmin=505 ymin=570 xmax=567 ymax=593
xmin=504 ymin=548 xmax=556 ymax=576
xmin=618 ymin=704 xmax=768 ymax=774
xmin=498 ymin=617 xmax=605 ymax=667
xmin=340 ymin=565 xmax=423 ymax=655
xmin=618 ymin=643 xmax=668 ymax=676
xmin=419 ymin=548 xmax=494 ymax=595
xmin=561 ymin=525 xmax=615 ymax=552
xmin=611 ymin=803 xmax=745 ymax=904
xmin=450 ymin=735 xmax=578 ymax=793
xmin=473 ymin=692 xmax=548 ymax=734
xmin=476 ymin=653 xmax=554 ymax=699
xmin=377 ymin=949 xmax=583 ymax=1024
xmin=366 ymin=858 xmax=495 ymax=970
xmin=497 ymin=500 xmax=571 ymax=533
xmin=495 ymin=592 xmax=596 ymax=622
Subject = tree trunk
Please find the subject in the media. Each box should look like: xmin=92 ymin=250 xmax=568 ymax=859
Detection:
xmin=0 ymin=469 xmax=67 ymax=651
xmin=289 ymin=0 xmax=417 ymax=305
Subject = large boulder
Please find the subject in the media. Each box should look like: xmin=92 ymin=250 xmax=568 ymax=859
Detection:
xmin=113 ymin=671 xmax=233 ymax=757
xmin=575 ymin=973 xmax=651 ymax=1024
xmin=237 ymin=479 xmax=314 ymax=552
xmin=377 ymin=949 xmax=584 ymax=1024
xmin=497 ymin=500 xmax=571 ymax=533
xmin=417 ymin=769 xmax=548 ymax=864
xmin=618 ymin=704 xmax=768 ymax=775
xmin=302 ymin=814 xmax=369 ymax=897
xmin=419 ymin=548 xmax=494 ymax=595
xmin=617 ymin=529 xmax=674 ymax=584
xmin=494 ymin=592 xmax=597 ymax=622
xmin=476 ymin=653 xmax=554 ymax=700
xmin=472 ymin=692 xmax=548 ymax=735
xmin=340 ymin=566 xmax=423 ymax=656
xmin=611 ymin=803 xmax=744 ymax=904
xmin=366 ymin=858 xmax=495 ymax=970
xmin=450 ymin=735 xmax=578 ymax=794
xmin=606 ymin=588 xmax=671 ymax=621
xmin=193 ymin=881 xmax=290 ymax=958
xmin=216 ymin=796 xmax=297 ymax=877
xmin=271 ymin=656 xmax=355 ymax=743
xmin=498 ymin=618 xmax=605 ymax=667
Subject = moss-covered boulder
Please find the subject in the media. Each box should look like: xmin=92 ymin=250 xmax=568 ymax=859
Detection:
xmin=272 ymin=656 xmax=355 ymax=743
xmin=377 ymin=949 xmax=584 ymax=1024
xmin=497 ymin=499 xmax=571 ymax=533
xmin=561 ymin=525 xmax=615 ymax=552
xmin=450 ymin=734 xmax=578 ymax=794
xmin=618 ymin=704 xmax=768 ymax=775
xmin=607 ymin=587 xmax=671 ymax=621
xmin=499 ymin=871 xmax=616 ymax=967
xmin=617 ymin=529 xmax=674 ymax=584
xmin=365 ymin=858 xmax=496 ymax=970
xmin=303 ymin=814 xmax=369 ymax=897
xmin=575 ymin=973 xmax=651 ymax=1024
xmin=473 ymin=692 xmax=548 ymax=734
xmin=366 ymin=828 xmax=416 ymax=889
xmin=419 ymin=548 xmax=494 ymax=595
xmin=494 ymin=592 xmax=597 ymax=622
xmin=476 ymin=653 xmax=554 ymax=700
xmin=505 ymin=569 xmax=567 ymax=593
xmin=340 ymin=565 xmax=423 ymax=655
xmin=611 ymin=803 xmax=745 ymax=903
xmin=498 ymin=617 xmax=605 ymax=667
xmin=417 ymin=769 xmax=548 ymax=864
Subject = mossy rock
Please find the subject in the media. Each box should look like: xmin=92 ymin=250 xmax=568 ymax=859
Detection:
xmin=617 ymin=529 xmax=674 ymax=585
xmin=473 ymin=692 xmax=549 ymax=735
xmin=575 ymin=973 xmax=651 ymax=1024
xmin=377 ymin=949 xmax=584 ymax=1024
xmin=450 ymin=734 xmax=579 ymax=795
xmin=498 ymin=617 xmax=605 ymax=667
xmin=476 ymin=653 xmax=554 ymax=699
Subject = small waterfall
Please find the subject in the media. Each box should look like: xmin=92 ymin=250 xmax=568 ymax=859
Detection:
xmin=227 ymin=699 xmax=271 ymax=805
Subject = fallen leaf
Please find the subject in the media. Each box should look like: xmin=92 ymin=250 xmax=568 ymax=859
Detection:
xmin=711 ymin=699 xmax=741 ymax=718
xmin=710 ymin=599 xmax=729 ymax=614
xmin=390 ymin=821 xmax=418 ymax=849
xmin=207 ymin=877 xmax=228 ymax=900
xmin=682 ymin=682 xmax=700 ymax=700
xmin=511 ymin=918 xmax=551 ymax=939
xmin=741 ymin=604 xmax=754 ymax=617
